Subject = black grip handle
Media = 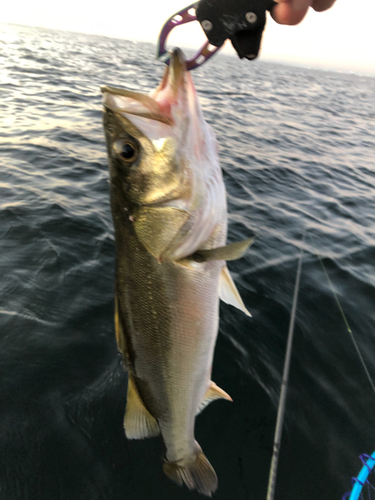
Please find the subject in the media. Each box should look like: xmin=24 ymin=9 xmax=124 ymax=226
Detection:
xmin=196 ymin=0 xmax=276 ymax=60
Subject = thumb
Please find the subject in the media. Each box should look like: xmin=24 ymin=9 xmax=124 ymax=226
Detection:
xmin=271 ymin=0 xmax=312 ymax=25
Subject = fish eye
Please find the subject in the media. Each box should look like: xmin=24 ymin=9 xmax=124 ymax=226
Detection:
xmin=114 ymin=140 xmax=138 ymax=163
xmin=120 ymin=143 xmax=135 ymax=160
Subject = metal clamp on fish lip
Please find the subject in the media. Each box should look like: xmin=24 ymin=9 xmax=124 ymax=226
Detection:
xmin=196 ymin=0 xmax=277 ymax=60
xmin=157 ymin=3 xmax=221 ymax=70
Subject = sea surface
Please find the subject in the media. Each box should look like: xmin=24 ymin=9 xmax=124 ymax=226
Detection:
xmin=1 ymin=23 xmax=375 ymax=500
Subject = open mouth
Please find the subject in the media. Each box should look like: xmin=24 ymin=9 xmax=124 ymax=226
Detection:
xmin=101 ymin=48 xmax=189 ymax=126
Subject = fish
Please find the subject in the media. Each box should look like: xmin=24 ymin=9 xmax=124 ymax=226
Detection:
xmin=101 ymin=48 xmax=252 ymax=497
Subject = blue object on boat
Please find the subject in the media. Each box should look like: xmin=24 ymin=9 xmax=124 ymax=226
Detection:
xmin=343 ymin=452 xmax=375 ymax=500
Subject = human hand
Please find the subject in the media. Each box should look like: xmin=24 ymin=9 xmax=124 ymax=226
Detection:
xmin=271 ymin=0 xmax=337 ymax=25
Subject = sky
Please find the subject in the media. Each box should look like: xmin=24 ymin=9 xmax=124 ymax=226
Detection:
xmin=2 ymin=0 xmax=375 ymax=75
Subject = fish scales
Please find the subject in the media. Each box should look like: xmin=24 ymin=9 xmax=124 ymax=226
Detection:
xmin=113 ymin=200 xmax=224 ymax=425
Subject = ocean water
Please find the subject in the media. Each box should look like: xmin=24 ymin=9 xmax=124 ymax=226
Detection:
xmin=1 ymin=23 xmax=375 ymax=500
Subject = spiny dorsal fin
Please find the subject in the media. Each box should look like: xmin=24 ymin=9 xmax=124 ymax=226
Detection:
xmin=197 ymin=381 xmax=232 ymax=415
xmin=191 ymin=237 xmax=254 ymax=263
xmin=219 ymin=266 xmax=251 ymax=317
xmin=124 ymin=376 xmax=160 ymax=439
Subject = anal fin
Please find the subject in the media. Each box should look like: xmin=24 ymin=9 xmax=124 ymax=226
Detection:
xmin=219 ymin=266 xmax=251 ymax=317
xmin=124 ymin=376 xmax=160 ymax=439
xmin=197 ymin=381 xmax=232 ymax=415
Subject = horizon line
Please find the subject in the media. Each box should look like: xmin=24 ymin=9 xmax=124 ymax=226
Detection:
xmin=2 ymin=21 xmax=375 ymax=79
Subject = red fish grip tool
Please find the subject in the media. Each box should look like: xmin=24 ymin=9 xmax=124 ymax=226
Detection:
xmin=157 ymin=3 xmax=221 ymax=71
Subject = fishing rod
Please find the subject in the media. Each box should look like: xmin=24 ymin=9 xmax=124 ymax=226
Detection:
xmin=266 ymin=231 xmax=306 ymax=500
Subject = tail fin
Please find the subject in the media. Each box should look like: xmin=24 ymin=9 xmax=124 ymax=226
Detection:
xmin=163 ymin=444 xmax=218 ymax=497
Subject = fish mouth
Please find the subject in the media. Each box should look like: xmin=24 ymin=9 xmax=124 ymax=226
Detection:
xmin=101 ymin=48 xmax=189 ymax=126
xmin=101 ymin=85 xmax=173 ymax=125
xmin=149 ymin=48 xmax=190 ymax=118
xmin=155 ymin=48 xmax=187 ymax=100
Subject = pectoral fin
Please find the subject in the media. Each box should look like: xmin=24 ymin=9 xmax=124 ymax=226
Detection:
xmin=191 ymin=237 xmax=254 ymax=263
xmin=219 ymin=266 xmax=251 ymax=317
xmin=197 ymin=381 xmax=232 ymax=415
xmin=124 ymin=376 xmax=160 ymax=439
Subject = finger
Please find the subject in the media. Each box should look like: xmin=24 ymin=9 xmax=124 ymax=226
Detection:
xmin=312 ymin=0 xmax=337 ymax=12
xmin=271 ymin=0 xmax=311 ymax=25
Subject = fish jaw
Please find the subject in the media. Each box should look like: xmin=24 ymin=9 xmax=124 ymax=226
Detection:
xmin=151 ymin=48 xmax=219 ymax=178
